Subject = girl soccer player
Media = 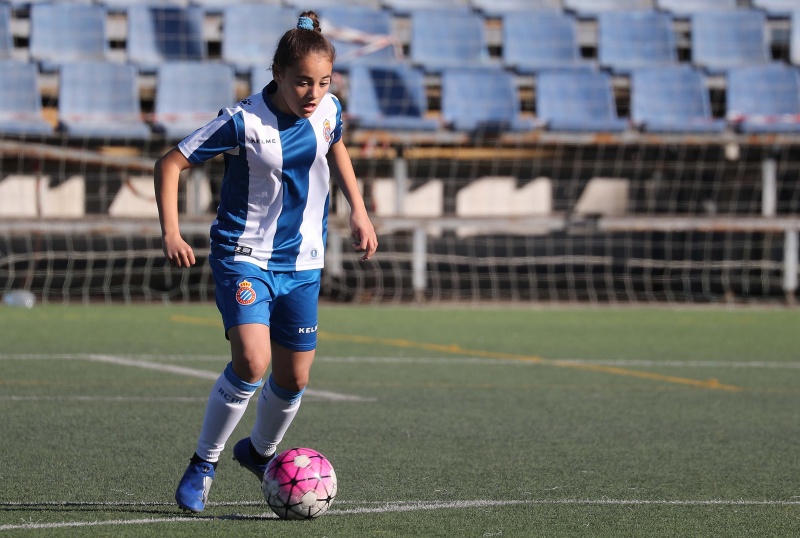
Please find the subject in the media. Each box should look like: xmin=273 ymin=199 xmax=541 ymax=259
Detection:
xmin=154 ymin=12 xmax=378 ymax=513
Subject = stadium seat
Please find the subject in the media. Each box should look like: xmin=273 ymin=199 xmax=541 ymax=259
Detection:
xmin=108 ymin=177 xmax=159 ymax=217
xmin=598 ymin=11 xmax=677 ymax=74
xmin=472 ymin=0 xmax=562 ymax=18
xmin=752 ymin=0 xmax=797 ymax=17
xmin=455 ymin=176 xmax=553 ymax=236
xmin=574 ymin=178 xmax=629 ymax=217
xmin=58 ymin=62 xmax=150 ymax=140
xmin=153 ymin=61 xmax=236 ymax=140
xmin=317 ymin=6 xmax=398 ymax=71
xmin=656 ymin=0 xmax=736 ymax=17
xmin=221 ymin=4 xmax=296 ymax=75
xmin=40 ymin=176 xmax=86 ymax=218
xmin=631 ymin=66 xmax=725 ymax=132
xmin=285 ymin=0 xmax=381 ymax=8
xmin=441 ymin=68 xmax=535 ymax=132
xmin=564 ymin=0 xmax=654 ymax=17
xmin=190 ymin=0 xmax=282 ymax=13
xmin=691 ymin=10 xmax=770 ymax=73
xmin=536 ymin=70 xmax=628 ymax=132
xmin=371 ymin=178 xmax=443 ymax=217
xmin=382 ymin=0 xmax=470 ymax=16
xmin=251 ymin=67 xmax=274 ymax=93
xmin=0 ymin=60 xmax=54 ymax=136
xmin=5 ymin=0 xmax=50 ymax=8
xmin=502 ymin=10 xmax=593 ymax=74
xmin=100 ymin=0 xmax=188 ymax=11
xmin=127 ymin=6 xmax=205 ymax=73
xmin=409 ymin=8 xmax=491 ymax=72
xmin=347 ymin=64 xmax=439 ymax=130
xmin=726 ymin=63 xmax=800 ymax=133
xmin=0 ymin=4 xmax=11 ymax=60
xmin=0 ymin=175 xmax=37 ymax=217
xmin=29 ymin=3 xmax=108 ymax=71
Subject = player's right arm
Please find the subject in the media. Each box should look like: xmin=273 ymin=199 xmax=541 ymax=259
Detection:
xmin=154 ymin=147 xmax=196 ymax=268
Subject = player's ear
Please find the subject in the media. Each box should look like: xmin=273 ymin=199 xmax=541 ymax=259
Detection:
xmin=272 ymin=66 xmax=282 ymax=83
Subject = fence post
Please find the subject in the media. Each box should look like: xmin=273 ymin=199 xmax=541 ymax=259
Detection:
xmin=784 ymin=229 xmax=798 ymax=305
xmin=393 ymin=146 xmax=407 ymax=215
xmin=412 ymin=226 xmax=427 ymax=301
xmin=762 ymin=157 xmax=777 ymax=217
xmin=328 ymin=229 xmax=343 ymax=278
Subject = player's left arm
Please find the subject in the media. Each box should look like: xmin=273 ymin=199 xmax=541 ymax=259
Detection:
xmin=328 ymin=140 xmax=378 ymax=261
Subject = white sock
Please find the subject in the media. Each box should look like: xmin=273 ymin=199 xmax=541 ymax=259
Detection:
xmin=195 ymin=362 xmax=261 ymax=463
xmin=250 ymin=374 xmax=305 ymax=458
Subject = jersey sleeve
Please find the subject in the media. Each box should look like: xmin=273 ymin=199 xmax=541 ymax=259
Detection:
xmin=330 ymin=95 xmax=343 ymax=145
xmin=178 ymin=108 xmax=245 ymax=165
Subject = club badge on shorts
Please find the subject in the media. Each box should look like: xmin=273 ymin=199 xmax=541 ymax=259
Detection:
xmin=236 ymin=279 xmax=256 ymax=305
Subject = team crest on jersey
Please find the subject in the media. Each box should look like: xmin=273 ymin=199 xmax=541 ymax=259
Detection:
xmin=323 ymin=119 xmax=333 ymax=144
xmin=235 ymin=280 xmax=256 ymax=306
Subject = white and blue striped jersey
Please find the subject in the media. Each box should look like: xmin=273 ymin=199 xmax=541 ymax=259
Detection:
xmin=178 ymin=84 xmax=343 ymax=272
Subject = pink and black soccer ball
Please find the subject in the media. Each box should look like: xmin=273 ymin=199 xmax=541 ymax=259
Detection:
xmin=262 ymin=447 xmax=338 ymax=520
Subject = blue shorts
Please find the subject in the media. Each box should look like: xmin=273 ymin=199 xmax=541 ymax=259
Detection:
xmin=209 ymin=257 xmax=321 ymax=352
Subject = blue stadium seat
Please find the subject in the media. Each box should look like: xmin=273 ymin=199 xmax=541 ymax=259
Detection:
xmin=251 ymin=67 xmax=274 ymax=94
xmin=191 ymin=0 xmax=285 ymax=13
xmin=727 ymin=64 xmax=800 ymax=133
xmin=0 ymin=4 xmax=11 ymax=60
xmin=503 ymin=10 xmax=592 ymax=73
xmin=318 ymin=6 xmax=398 ymax=71
xmin=691 ymin=10 xmax=770 ymax=73
xmin=127 ymin=6 xmax=205 ymax=73
xmin=536 ymin=70 xmax=628 ymax=132
xmin=598 ymin=11 xmax=677 ymax=74
xmin=153 ymin=61 xmax=235 ymax=140
xmin=656 ymin=0 xmax=736 ymax=17
xmin=793 ymin=11 xmax=800 ymax=66
xmin=752 ymin=0 xmax=797 ymax=18
xmin=58 ymin=62 xmax=150 ymax=140
xmin=100 ymin=0 xmax=187 ymax=10
xmin=0 ymin=60 xmax=54 ymax=136
xmin=221 ymin=5 xmax=295 ymax=75
xmin=631 ymin=66 xmax=725 ymax=132
xmin=13 ymin=0 xmax=93 ymax=7
xmin=441 ymin=68 xmax=535 ymax=132
xmin=410 ymin=8 xmax=490 ymax=73
xmin=472 ymin=0 xmax=562 ymax=17
xmin=564 ymin=0 xmax=654 ymax=17
xmin=286 ymin=0 xmax=381 ymax=8
xmin=382 ymin=0 xmax=470 ymax=16
xmin=29 ymin=3 xmax=108 ymax=71
xmin=347 ymin=64 xmax=439 ymax=131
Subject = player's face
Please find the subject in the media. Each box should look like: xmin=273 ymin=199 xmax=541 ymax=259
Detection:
xmin=273 ymin=53 xmax=333 ymax=119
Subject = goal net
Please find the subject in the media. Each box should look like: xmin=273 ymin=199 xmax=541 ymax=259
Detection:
xmin=1 ymin=2 xmax=799 ymax=305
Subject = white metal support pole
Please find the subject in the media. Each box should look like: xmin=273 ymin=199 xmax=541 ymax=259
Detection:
xmin=186 ymin=168 xmax=206 ymax=216
xmin=784 ymin=229 xmax=798 ymax=305
xmin=762 ymin=157 xmax=777 ymax=217
xmin=327 ymin=229 xmax=343 ymax=278
xmin=393 ymin=146 xmax=407 ymax=215
xmin=412 ymin=226 xmax=427 ymax=301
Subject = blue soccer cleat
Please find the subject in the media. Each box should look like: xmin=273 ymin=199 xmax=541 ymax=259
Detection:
xmin=175 ymin=461 xmax=215 ymax=513
xmin=232 ymin=437 xmax=271 ymax=481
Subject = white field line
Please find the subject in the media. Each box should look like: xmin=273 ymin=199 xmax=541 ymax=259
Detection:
xmin=0 ymin=396 xmax=206 ymax=403
xmin=0 ymin=354 xmax=374 ymax=403
xmin=3 ymin=498 xmax=800 ymax=531
xmin=4 ymin=353 xmax=800 ymax=370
